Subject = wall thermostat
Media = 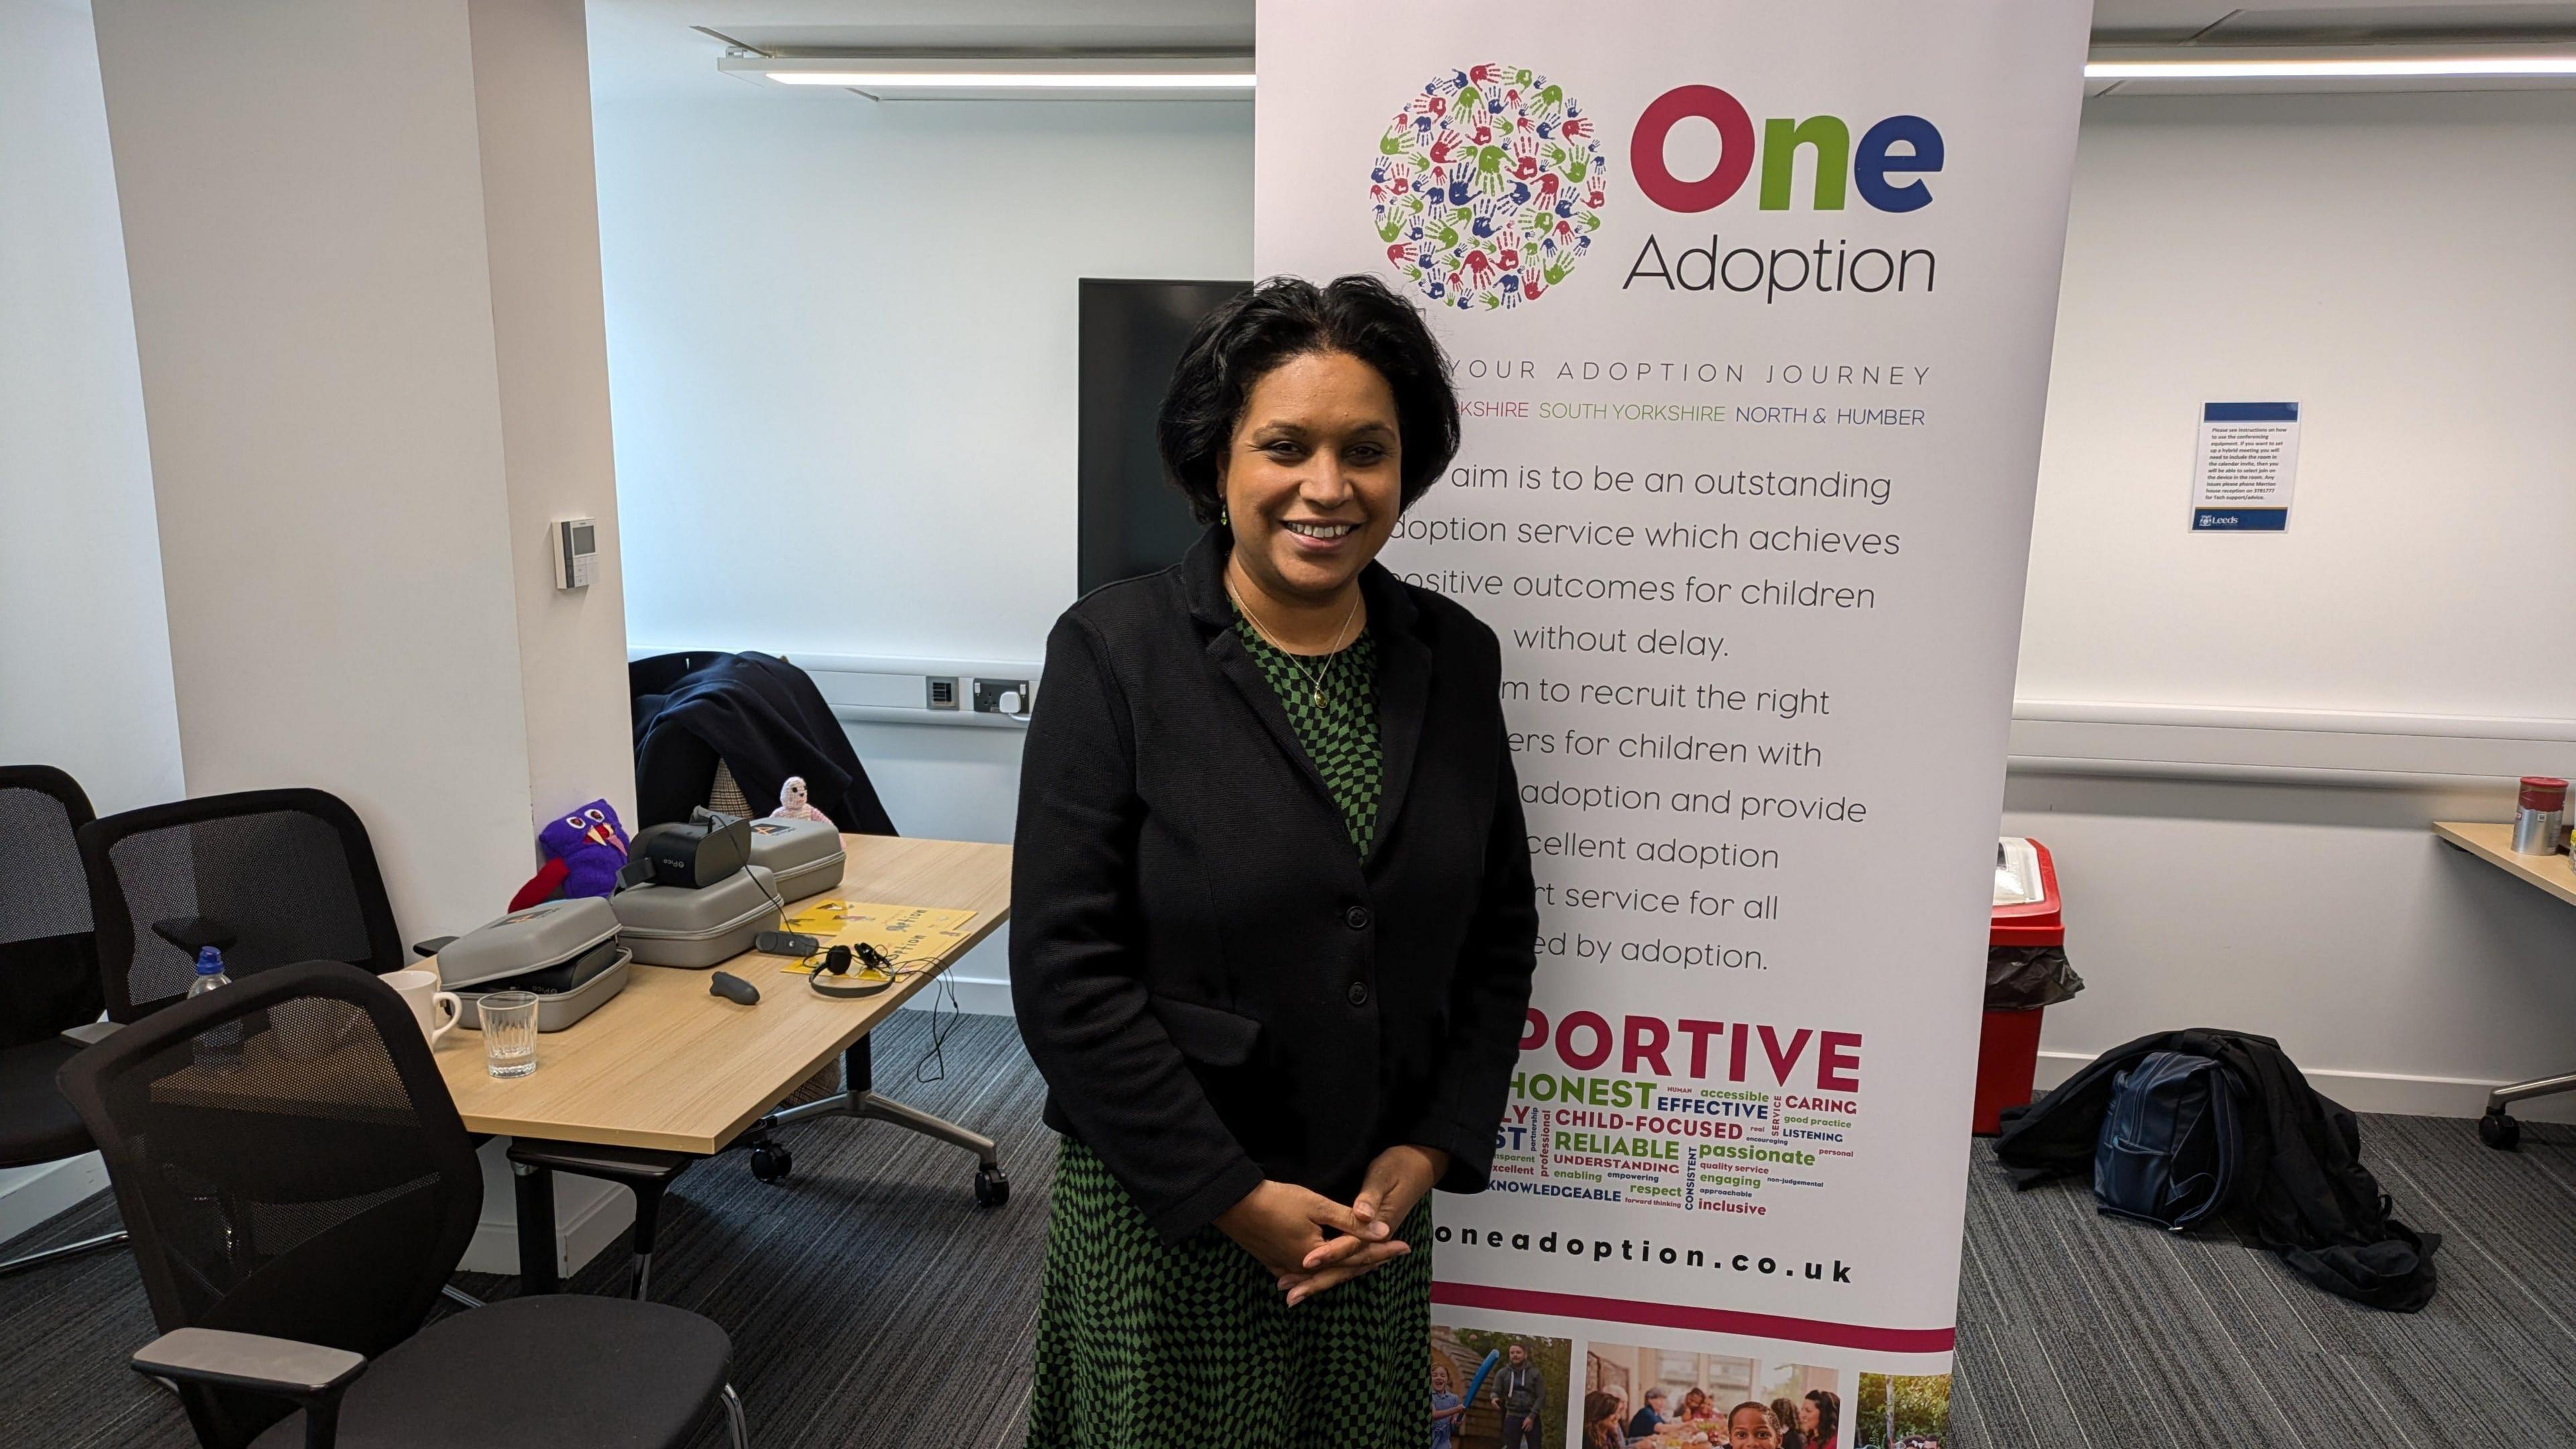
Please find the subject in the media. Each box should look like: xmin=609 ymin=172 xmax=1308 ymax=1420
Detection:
xmin=553 ymin=517 xmax=597 ymax=590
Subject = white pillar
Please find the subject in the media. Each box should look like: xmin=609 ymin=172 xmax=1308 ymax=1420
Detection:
xmin=91 ymin=0 xmax=633 ymax=938
xmin=0 ymin=0 xmax=182 ymax=816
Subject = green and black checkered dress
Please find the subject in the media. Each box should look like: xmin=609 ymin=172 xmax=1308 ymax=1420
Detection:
xmin=1024 ymin=615 xmax=1433 ymax=1449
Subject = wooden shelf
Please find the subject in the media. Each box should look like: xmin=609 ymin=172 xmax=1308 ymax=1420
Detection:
xmin=2432 ymin=820 xmax=2576 ymax=912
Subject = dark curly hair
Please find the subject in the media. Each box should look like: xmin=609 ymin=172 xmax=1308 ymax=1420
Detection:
xmin=1804 ymin=1389 xmax=1840 ymax=1440
xmin=1155 ymin=274 xmax=1460 ymax=526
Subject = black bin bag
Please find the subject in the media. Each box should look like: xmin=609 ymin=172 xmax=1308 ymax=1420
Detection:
xmin=1985 ymin=945 xmax=2083 ymax=1011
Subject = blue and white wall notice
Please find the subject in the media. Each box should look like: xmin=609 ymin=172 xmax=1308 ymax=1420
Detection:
xmin=2190 ymin=402 xmax=2301 ymax=531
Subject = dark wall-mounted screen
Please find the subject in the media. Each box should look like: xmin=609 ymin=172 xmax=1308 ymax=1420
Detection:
xmin=1077 ymin=278 xmax=1251 ymax=596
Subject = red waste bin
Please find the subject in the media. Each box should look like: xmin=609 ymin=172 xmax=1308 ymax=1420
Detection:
xmin=1974 ymin=837 xmax=2062 ymax=1135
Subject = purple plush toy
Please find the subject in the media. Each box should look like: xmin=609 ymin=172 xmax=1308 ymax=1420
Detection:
xmin=508 ymin=799 xmax=630 ymax=910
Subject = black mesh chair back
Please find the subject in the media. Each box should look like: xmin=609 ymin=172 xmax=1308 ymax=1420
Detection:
xmin=80 ymin=790 xmax=402 ymax=1024
xmin=57 ymin=960 xmax=480 ymax=1449
xmin=0 ymin=765 xmax=103 ymax=1049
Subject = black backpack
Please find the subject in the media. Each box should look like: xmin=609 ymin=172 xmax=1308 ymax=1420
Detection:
xmin=2093 ymin=1050 xmax=2243 ymax=1230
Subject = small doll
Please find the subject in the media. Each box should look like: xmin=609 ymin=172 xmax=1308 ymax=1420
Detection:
xmin=508 ymin=800 xmax=629 ymax=910
xmin=771 ymin=775 xmax=830 ymax=824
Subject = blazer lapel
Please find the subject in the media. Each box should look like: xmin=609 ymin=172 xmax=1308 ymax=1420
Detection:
xmin=1179 ymin=525 xmax=1436 ymax=851
xmin=1182 ymin=526 xmax=1338 ymax=807
xmin=1207 ymin=627 xmax=1336 ymax=804
xmin=1364 ymin=568 xmax=1432 ymax=869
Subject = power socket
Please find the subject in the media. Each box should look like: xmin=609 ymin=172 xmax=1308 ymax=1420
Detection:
xmin=973 ymin=678 xmax=1031 ymax=716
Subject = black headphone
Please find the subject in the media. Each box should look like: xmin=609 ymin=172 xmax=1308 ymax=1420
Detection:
xmin=807 ymin=942 xmax=897 ymax=999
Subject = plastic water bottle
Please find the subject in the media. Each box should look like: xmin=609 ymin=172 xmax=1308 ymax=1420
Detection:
xmin=189 ymin=947 xmax=244 ymax=1074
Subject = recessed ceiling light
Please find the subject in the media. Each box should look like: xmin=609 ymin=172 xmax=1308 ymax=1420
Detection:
xmin=2086 ymin=54 xmax=2576 ymax=80
xmin=765 ymin=70 xmax=1255 ymax=90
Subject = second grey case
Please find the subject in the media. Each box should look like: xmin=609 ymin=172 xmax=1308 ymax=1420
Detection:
xmin=612 ymin=864 xmax=784 ymax=968
xmin=745 ymin=816 xmax=846 ymax=902
xmin=435 ymin=897 xmax=622 ymax=991
xmin=457 ymin=951 xmax=632 ymax=1032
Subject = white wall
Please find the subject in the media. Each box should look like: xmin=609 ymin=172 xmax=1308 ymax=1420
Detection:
xmin=93 ymin=0 xmax=634 ymax=938
xmin=2019 ymin=91 xmax=2576 ymax=719
xmin=594 ymin=94 xmax=1253 ymax=665
xmin=2015 ymin=91 xmax=2576 ymax=1118
xmin=470 ymin=0 xmax=641 ymax=832
xmin=0 ymin=0 xmax=182 ymax=815
xmin=0 ymin=0 xmax=174 ymax=1244
xmin=593 ymin=92 xmax=1249 ymax=1005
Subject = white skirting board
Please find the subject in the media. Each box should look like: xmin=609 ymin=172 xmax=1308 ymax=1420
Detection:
xmin=0 ymin=1154 xmax=111 ymax=1246
xmin=459 ymin=1136 xmax=637 ymax=1279
xmin=2035 ymin=1049 xmax=2576 ymax=1124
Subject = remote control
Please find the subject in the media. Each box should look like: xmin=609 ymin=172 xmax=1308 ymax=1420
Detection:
xmin=709 ymin=971 xmax=760 ymax=1006
xmin=755 ymin=930 xmax=820 ymax=957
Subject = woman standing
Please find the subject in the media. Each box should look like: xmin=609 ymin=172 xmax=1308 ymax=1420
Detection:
xmin=1799 ymin=1389 xmax=1841 ymax=1449
xmin=1013 ymin=275 xmax=1540 ymax=1447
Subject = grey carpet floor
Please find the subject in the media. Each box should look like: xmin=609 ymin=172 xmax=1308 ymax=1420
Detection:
xmin=5 ymin=1013 xmax=2572 ymax=1447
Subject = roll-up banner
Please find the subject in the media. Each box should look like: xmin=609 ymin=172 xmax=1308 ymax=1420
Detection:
xmin=1256 ymin=3 xmax=2088 ymax=1440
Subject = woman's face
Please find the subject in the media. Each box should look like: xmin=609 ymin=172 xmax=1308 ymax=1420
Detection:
xmin=1729 ymin=1409 xmax=1780 ymax=1448
xmin=1221 ymin=350 xmax=1403 ymax=606
xmin=1798 ymin=1399 xmax=1821 ymax=1432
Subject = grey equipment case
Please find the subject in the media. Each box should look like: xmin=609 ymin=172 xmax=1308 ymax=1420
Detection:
xmin=433 ymin=896 xmax=631 ymax=1032
xmin=612 ymin=863 xmax=785 ymax=968
xmin=743 ymin=816 xmax=847 ymax=902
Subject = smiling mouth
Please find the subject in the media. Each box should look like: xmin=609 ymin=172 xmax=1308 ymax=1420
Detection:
xmin=1281 ymin=520 xmax=1358 ymax=540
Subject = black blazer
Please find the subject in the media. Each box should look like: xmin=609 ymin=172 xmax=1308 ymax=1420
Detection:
xmin=1011 ymin=528 xmax=1540 ymax=1244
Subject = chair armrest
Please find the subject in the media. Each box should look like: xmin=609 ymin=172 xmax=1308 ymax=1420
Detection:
xmin=151 ymin=916 xmax=237 ymax=953
xmin=133 ymin=1328 xmax=365 ymax=1449
xmin=133 ymin=1327 xmax=364 ymax=1396
xmin=60 ymin=1020 xmax=120 ymax=1046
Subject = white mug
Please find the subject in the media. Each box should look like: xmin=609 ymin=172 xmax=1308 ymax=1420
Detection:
xmin=383 ymin=968 xmax=462 ymax=1048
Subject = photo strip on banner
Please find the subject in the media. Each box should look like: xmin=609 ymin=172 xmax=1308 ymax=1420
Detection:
xmin=1254 ymin=3 xmax=2090 ymax=1444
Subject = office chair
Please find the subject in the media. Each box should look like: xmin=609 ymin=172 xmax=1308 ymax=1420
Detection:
xmin=628 ymin=651 xmax=898 ymax=834
xmin=80 ymin=788 xmax=405 ymax=1022
xmin=83 ymin=786 xmax=700 ymax=1300
xmin=0 ymin=765 xmax=126 ymax=1275
xmin=57 ymin=960 xmax=749 ymax=1449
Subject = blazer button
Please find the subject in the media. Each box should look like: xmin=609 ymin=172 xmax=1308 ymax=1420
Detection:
xmin=1344 ymin=904 xmax=1372 ymax=931
xmin=1347 ymin=981 xmax=1371 ymax=1007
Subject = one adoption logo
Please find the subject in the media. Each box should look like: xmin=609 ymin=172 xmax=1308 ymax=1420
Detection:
xmin=1371 ymin=64 xmax=1607 ymax=311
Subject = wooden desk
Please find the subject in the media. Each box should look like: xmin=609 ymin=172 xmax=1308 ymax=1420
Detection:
xmin=2434 ymin=820 xmax=2576 ymax=1149
xmin=431 ymin=835 xmax=1010 ymax=1153
xmin=2432 ymin=820 xmax=2576 ymax=911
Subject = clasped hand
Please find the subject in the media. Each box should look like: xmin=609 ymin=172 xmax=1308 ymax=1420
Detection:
xmin=1215 ymin=1144 xmax=1448 ymax=1307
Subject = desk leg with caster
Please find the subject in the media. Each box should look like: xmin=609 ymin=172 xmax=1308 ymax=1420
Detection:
xmin=2479 ymin=1071 xmax=2576 ymax=1151
xmin=511 ymin=1160 xmax=559 ymax=1293
xmin=751 ymin=1038 xmax=1008 ymax=1205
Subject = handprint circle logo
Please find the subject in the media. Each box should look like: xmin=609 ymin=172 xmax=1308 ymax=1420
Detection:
xmin=1371 ymin=64 xmax=1607 ymax=311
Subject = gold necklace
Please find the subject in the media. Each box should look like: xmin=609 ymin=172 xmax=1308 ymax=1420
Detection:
xmin=1229 ymin=582 xmax=1362 ymax=708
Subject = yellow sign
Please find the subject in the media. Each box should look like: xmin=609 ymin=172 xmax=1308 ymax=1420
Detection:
xmin=773 ymin=900 xmax=977 ymax=975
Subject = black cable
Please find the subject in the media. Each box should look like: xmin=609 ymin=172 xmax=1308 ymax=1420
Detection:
xmin=844 ymin=942 xmax=956 ymax=1082
xmin=697 ymin=808 xmax=790 ymax=931
xmin=913 ymin=972 xmax=960 ymax=1085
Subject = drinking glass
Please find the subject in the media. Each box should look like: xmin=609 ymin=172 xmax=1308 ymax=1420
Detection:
xmin=480 ymin=991 xmax=540 ymax=1078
